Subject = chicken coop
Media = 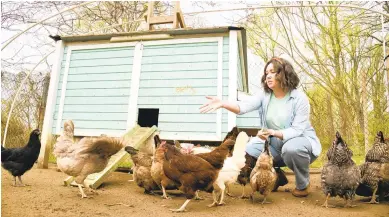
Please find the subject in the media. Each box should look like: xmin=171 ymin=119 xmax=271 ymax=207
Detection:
xmin=37 ymin=26 xmax=264 ymax=167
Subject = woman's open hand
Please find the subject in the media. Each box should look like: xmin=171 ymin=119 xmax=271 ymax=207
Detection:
xmin=199 ymin=96 xmax=223 ymax=113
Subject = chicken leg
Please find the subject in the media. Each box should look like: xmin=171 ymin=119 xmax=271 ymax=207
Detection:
xmin=261 ymin=195 xmax=271 ymax=204
xmin=170 ymin=199 xmax=190 ymax=212
xmin=226 ymin=184 xmax=234 ymax=197
xmin=17 ymin=176 xmax=27 ymax=186
xmin=344 ymin=198 xmax=357 ymax=208
xmin=12 ymin=176 xmax=26 ymax=187
xmin=161 ymin=186 xmax=171 ymax=199
xmin=368 ymin=188 xmax=379 ymax=204
xmin=218 ymin=186 xmax=227 ymax=205
xmin=77 ymin=184 xmax=88 ymax=198
xmin=321 ymin=193 xmax=335 ymax=208
xmin=239 ymin=186 xmax=249 ymax=199
xmin=194 ymin=190 xmax=204 ymax=200
xmin=207 ymin=191 xmax=219 ymax=207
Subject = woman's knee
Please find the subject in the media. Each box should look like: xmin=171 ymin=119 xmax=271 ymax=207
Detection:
xmin=281 ymin=137 xmax=311 ymax=160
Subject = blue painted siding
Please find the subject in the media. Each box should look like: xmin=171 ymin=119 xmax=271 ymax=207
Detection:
xmin=138 ymin=41 xmax=223 ymax=138
xmin=52 ymin=46 xmax=134 ymax=135
xmin=237 ymin=111 xmax=261 ymax=128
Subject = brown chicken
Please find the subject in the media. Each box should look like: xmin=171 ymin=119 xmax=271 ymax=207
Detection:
xmin=151 ymin=135 xmax=179 ymax=199
xmin=249 ymin=138 xmax=277 ymax=204
xmin=125 ymin=146 xmax=159 ymax=194
xmin=162 ymin=139 xmax=235 ymax=212
xmin=151 ymin=136 xmax=204 ymax=200
xmin=53 ymin=120 xmax=124 ymax=198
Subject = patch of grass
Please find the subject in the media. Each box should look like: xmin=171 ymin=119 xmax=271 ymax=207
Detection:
xmin=48 ymin=154 xmax=57 ymax=164
xmin=118 ymin=158 xmax=133 ymax=168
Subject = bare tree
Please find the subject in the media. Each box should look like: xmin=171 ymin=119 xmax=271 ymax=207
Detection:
xmin=242 ymin=2 xmax=389 ymax=154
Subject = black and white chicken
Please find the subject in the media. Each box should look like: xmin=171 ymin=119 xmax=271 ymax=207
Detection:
xmin=356 ymin=131 xmax=389 ymax=203
xmin=321 ymin=131 xmax=361 ymax=208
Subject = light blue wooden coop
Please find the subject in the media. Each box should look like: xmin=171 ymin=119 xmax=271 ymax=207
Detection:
xmin=42 ymin=26 xmax=260 ymax=144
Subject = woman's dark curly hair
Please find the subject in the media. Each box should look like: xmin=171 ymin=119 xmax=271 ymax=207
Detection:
xmin=261 ymin=57 xmax=300 ymax=93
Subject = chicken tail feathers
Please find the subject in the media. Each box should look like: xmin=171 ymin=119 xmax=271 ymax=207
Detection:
xmin=1 ymin=146 xmax=11 ymax=162
xmin=79 ymin=137 xmax=125 ymax=157
xmin=62 ymin=120 xmax=75 ymax=140
xmin=231 ymin=132 xmax=249 ymax=168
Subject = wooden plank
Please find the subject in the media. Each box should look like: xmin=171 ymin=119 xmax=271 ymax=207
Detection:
xmin=69 ymin=57 xmax=134 ymax=68
xmin=141 ymin=53 xmax=218 ymax=64
xmin=149 ymin=15 xmax=175 ymax=25
xmin=68 ymin=64 xmax=133 ymax=74
xmin=137 ymin=86 xmax=223 ymax=96
xmin=57 ymin=96 xmax=129 ymax=105
xmin=54 ymin=120 xmax=127 ymax=130
xmin=137 ymin=95 xmax=215 ymax=105
xmin=138 ymin=78 xmax=229 ymax=89
xmin=140 ymin=61 xmax=228 ymax=72
xmin=54 ymin=112 xmax=128 ymax=121
xmin=59 ymin=72 xmax=132 ymax=82
xmin=63 ymin=88 xmax=130 ymax=97
xmin=177 ymin=11 xmax=186 ymax=28
xmin=55 ymin=104 xmax=128 ymax=113
xmin=59 ymin=80 xmax=131 ymax=90
xmin=146 ymin=1 xmax=154 ymax=30
xmin=87 ymin=126 xmax=157 ymax=189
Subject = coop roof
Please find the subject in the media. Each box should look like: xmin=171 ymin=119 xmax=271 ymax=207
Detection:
xmin=51 ymin=26 xmax=248 ymax=92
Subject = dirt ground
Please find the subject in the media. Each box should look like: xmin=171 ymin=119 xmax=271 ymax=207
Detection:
xmin=2 ymin=164 xmax=389 ymax=217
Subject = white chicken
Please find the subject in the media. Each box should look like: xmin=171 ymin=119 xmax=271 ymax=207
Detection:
xmin=208 ymin=131 xmax=249 ymax=207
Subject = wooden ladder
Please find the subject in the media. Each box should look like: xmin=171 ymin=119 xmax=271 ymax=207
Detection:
xmin=64 ymin=125 xmax=157 ymax=189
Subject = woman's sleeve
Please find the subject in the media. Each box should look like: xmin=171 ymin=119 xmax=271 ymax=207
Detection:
xmin=236 ymin=92 xmax=263 ymax=115
xmin=279 ymin=93 xmax=311 ymax=142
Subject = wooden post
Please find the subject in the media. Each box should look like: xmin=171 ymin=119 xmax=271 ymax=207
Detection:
xmin=145 ymin=1 xmax=186 ymax=30
xmin=146 ymin=1 xmax=154 ymax=30
xmin=37 ymin=41 xmax=64 ymax=169
xmin=38 ymin=74 xmax=50 ymax=130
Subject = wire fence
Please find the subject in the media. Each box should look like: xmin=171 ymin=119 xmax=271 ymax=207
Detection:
xmin=1 ymin=71 xmax=50 ymax=148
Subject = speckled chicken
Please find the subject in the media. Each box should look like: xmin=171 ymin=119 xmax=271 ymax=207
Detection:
xmin=53 ymin=120 xmax=124 ymax=198
xmin=249 ymin=138 xmax=277 ymax=204
xmin=356 ymin=131 xmax=389 ymax=203
xmin=365 ymin=131 xmax=389 ymax=163
xmin=321 ymin=132 xmax=361 ymax=208
xmin=125 ymin=146 xmax=160 ymax=194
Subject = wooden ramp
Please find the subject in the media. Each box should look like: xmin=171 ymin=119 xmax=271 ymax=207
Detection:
xmin=64 ymin=125 xmax=157 ymax=189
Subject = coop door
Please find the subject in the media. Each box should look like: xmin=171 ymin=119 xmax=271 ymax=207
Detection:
xmin=138 ymin=108 xmax=159 ymax=127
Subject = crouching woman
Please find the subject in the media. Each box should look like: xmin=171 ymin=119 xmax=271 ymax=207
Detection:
xmin=200 ymin=57 xmax=321 ymax=197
